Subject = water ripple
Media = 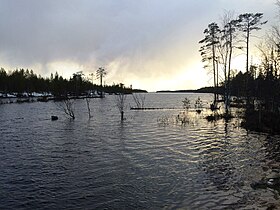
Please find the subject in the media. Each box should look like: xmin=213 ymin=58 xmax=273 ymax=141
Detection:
xmin=0 ymin=93 xmax=279 ymax=209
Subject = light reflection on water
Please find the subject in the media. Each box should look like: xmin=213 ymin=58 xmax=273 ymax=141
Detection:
xmin=0 ymin=93 xmax=279 ymax=209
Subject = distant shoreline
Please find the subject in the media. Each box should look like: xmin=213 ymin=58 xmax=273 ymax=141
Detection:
xmin=156 ymin=86 xmax=217 ymax=94
xmin=156 ymin=90 xmax=197 ymax=93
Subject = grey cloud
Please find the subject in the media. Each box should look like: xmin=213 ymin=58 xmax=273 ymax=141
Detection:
xmin=0 ymin=0 xmax=276 ymax=90
xmin=0 ymin=0 xmax=207 ymax=62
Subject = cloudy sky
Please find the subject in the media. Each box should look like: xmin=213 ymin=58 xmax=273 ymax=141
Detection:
xmin=0 ymin=0 xmax=277 ymax=91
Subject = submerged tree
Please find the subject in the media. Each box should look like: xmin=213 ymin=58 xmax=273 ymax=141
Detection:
xmin=132 ymin=93 xmax=146 ymax=109
xmin=182 ymin=97 xmax=191 ymax=111
xmin=195 ymin=97 xmax=203 ymax=112
xmin=56 ymin=98 xmax=76 ymax=119
xmin=116 ymin=93 xmax=127 ymax=121
xmin=85 ymin=97 xmax=92 ymax=119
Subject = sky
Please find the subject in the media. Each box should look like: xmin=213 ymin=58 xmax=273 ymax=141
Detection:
xmin=0 ymin=0 xmax=277 ymax=92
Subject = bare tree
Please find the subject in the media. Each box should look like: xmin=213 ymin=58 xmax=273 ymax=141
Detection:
xmin=56 ymin=98 xmax=75 ymax=119
xmin=85 ymin=97 xmax=92 ymax=119
xmin=257 ymin=41 xmax=278 ymax=76
xmin=132 ymin=93 xmax=146 ymax=108
xmin=115 ymin=93 xmax=127 ymax=121
xmin=267 ymin=27 xmax=280 ymax=78
xmin=182 ymin=97 xmax=191 ymax=111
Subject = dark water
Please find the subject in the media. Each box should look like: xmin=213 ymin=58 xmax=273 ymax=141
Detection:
xmin=0 ymin=93 xmax=279 ymax=209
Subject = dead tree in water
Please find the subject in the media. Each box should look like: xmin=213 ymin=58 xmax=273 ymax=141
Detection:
xmin=132 ymin=93 xmax=146 ymax=108
xmin=115 ymin=93 xmax=127 ymax=121
xmin=85 ymin=97 xmax=92 ymax=119
xmin=182 ymin=97 xmax=191 ymax=111
xmin=56 ymin=98 xmax=75 ymax=119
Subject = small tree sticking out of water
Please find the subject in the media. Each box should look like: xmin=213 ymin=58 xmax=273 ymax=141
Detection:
xmin=85 ymin=97 xmax=92 ymax=119
xmin=115 ymin=93 xmax=127 ymax=121
xmin=195 ymin=97 xmax=203 ymax=113
xmin=56 ymin=98 xmax=75 ymax=119
xmin=132 ymin=93 xmax=146 ymax=108
xmin=182 ymin=97 xmax=191 ymax=110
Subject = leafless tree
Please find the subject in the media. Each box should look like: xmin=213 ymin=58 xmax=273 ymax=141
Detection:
xmin=132 ymin=93 xmax=146 ymax=108
xmin=115 ymin=93 xmax=127 ymax=121
xmin=85 ymin=97 xmax=92 ymax=119
xmin=182 ymin=97 xmax=191 ymax=111
xmin=56 ymin=98 xmax=75 ymax=119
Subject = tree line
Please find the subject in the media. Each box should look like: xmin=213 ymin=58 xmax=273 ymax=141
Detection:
xmin=199 ymin=5 xmax=280 ymax=132
xmin=0 ymin=68 xmax=145 ymax=97
xmin=199 ymin=12 xmax=268 ymax=112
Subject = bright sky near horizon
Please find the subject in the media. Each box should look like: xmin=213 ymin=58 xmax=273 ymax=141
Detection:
xmin=0 ymin=0 xmax=277 ymax=92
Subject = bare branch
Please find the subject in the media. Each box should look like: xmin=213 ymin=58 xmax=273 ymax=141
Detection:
xmin=56 ymin=98 xmax=75 ymax=119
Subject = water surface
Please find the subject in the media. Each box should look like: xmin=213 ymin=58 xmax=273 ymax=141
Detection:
xmin=0 ymin=93 xmax=279 ymax=209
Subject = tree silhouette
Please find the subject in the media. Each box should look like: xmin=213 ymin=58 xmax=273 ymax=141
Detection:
xmin=96 ymin=67 xmax=107 ymax=97
xmin=96 ymin=67 xmax=107 ymax=87
xmin=237 ymin=13 xmax=267 ymax=74
xmin=56 ymin=98 xmax=76 ymax=119
xmin=0 ymin=68 xmax=141 ymax=98
xmin=199 ymin=22 xmax=220 ymax=105
xmin=219 ymin=12 xmax=239 ymax=114
xmin=71 ymin=71 xmax=84 ymax=96
xmin=237 ymin=13 xmax=267 ymax=106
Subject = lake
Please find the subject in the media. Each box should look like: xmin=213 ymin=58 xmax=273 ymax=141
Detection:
xmin=0 ymin=93 xmax=279 ymax=209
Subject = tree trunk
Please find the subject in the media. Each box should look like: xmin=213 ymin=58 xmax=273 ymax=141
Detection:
xmin=226 ymin=24 xmax=233 ymax=114
xmin=246 ymin=25 xmax=250 ymax=108
xmin=212 ymin=34 xmax=217 ymax=104
xmin=121 ymin=111 xmax=124 ymax=121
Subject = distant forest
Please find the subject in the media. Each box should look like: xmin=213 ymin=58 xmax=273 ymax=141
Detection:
xmin=0 ymin=66 xmax=278 ymax=103
xmin=0 ymin=68 xmax=146 ymax=96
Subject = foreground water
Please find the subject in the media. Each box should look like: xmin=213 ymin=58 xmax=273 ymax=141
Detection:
xmin=1 ymin=93 xmax=280 ymax=209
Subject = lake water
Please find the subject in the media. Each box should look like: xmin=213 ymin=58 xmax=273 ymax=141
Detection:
xmin=1 ymin=93 xmax=279 ymax=209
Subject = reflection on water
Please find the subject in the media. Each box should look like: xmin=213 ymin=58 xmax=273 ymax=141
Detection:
xmin=0 ymin=93 xmax=279 ymax=209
